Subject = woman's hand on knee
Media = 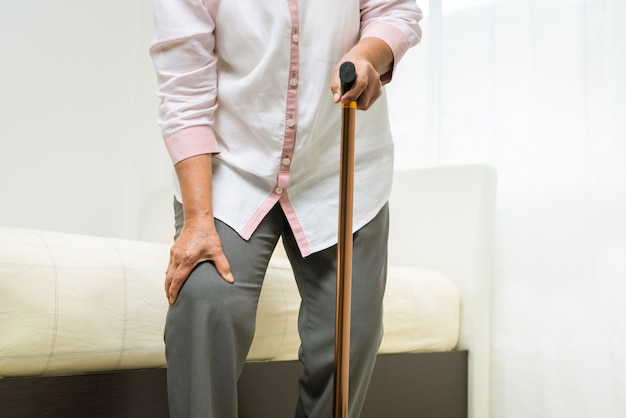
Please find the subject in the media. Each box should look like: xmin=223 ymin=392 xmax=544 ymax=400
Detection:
xmin=165 ymin=220 xmax=234 ymax=305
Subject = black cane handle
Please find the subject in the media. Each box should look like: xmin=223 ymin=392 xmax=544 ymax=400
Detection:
xmin=339 ymin=61 xmax=356 ymax=95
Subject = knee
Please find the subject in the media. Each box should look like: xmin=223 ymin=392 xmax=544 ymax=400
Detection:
xmin=171 ymin=263 xmax=257 ymax=330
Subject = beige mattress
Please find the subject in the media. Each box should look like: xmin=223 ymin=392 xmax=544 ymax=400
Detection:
xmin=0 ymin=226 xmax=460 ymax=378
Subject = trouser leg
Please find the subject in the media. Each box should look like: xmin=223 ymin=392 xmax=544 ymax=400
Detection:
xmin=165 ymin=201 xmax=285 ymax=418
xmin=285 ymin=204 xmax=390 ymax=418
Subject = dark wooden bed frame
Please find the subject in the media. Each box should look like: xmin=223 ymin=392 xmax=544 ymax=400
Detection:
xmin=0 ymin=351 xmax=467 ymax=418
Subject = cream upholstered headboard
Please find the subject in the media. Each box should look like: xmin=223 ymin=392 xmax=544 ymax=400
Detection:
xmin=388 ymin=165 xmax=497 ymax=418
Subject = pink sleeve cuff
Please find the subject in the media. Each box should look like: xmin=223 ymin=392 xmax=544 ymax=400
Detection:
xmin=164 ymin=125 xmax=220 ymax=165
xmin=361 ymin=22 xmax=412 ymax=84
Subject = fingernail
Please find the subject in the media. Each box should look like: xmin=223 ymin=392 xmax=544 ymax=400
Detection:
xmin=226 ymin=273 xmax=235 ymax=283
xmin=333 ymin=93 xmax=340 ymax=103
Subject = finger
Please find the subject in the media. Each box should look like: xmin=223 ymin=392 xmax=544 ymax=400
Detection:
xmin=337 ymin=87 xmax=359 ymax=105
xmin=340 ymin=73 xmax=363 ymax=103
xmin=165 ymin=271 xmax=171 ymax=296
xmin=332 ymin=61 xmax=364 ymax=103
xmin=167 ymin=251 xmax=233 ymax=304
xmin=165 ymin=253 xmax=176 ymax=298
xmin=343 ymin=64 xmax=378 ymax=105
xmin=358 ymin=78 xmax=383 ymax=110
xmin=165 ymin=243 xmax=186 ymax=300
xmin=167 ymin=262 xmax=193 ymax=305
xmin=212 ymin=251 xmax=234 ymax=284
xmin=330 ymin=67 xmax=341 ymax=103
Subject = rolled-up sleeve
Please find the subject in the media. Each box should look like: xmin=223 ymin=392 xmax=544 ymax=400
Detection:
xmin=150 ymin=0 xmax=220 ymax=164
xmin=360 ymin=0 xmax=423 ymax=83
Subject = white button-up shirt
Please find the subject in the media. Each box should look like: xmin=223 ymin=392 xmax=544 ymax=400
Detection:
xmin=151 ymin=0 xmax=422 ymax=256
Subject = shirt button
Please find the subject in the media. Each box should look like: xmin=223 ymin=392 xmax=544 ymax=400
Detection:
xmin=287 ymin=118 xmax=295 ymax=128
xmin=275 ymin=186 xmax=284 ymax=195
xmin=292 ymin=33 xmax=299 ymax=43
xmin=282 ymin=157 xmax=291 ymax=166
xmin=290 ymin=77 xmax=298 ymax=87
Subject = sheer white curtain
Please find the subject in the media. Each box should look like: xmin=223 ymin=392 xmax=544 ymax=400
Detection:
xmin=388 ymin=0 xmax=626 ymax=417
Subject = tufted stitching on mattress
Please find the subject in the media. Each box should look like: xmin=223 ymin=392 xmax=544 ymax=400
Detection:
xmin=39 ymin=233 xmax=59 ymax=376
xmin=110 ymin=241 xmax=129 ymax=371
xmin=1 ymin=345 xmax=165 ymax=361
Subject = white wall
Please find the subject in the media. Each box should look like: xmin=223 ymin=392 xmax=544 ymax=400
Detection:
xmin=0 ymin=1 xmax=170 ymax=240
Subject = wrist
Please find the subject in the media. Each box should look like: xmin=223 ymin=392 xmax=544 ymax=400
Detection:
xmin=182 ymin=213 xmax=214 ymax=227
xmin=351 ymin=37 xmax=393 ymax=76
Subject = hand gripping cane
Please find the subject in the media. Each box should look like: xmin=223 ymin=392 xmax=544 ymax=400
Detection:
xmin=333 ymin=61 xmax=357 ymax=418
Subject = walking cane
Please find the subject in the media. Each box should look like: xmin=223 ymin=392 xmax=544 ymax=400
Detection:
xmin=333 ymin=61 xmax=357 ymax=418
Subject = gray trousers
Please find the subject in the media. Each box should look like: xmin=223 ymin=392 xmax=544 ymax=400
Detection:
xmin=165 ymin=202 xmax=389 ymax=418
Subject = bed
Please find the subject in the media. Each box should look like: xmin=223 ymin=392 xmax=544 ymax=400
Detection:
xmin=0 ymin=165 xmax=496 ymax=418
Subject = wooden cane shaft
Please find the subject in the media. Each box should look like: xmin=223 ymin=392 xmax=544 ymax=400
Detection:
xmin=333 ymin=101 xmax=357 ymax=418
